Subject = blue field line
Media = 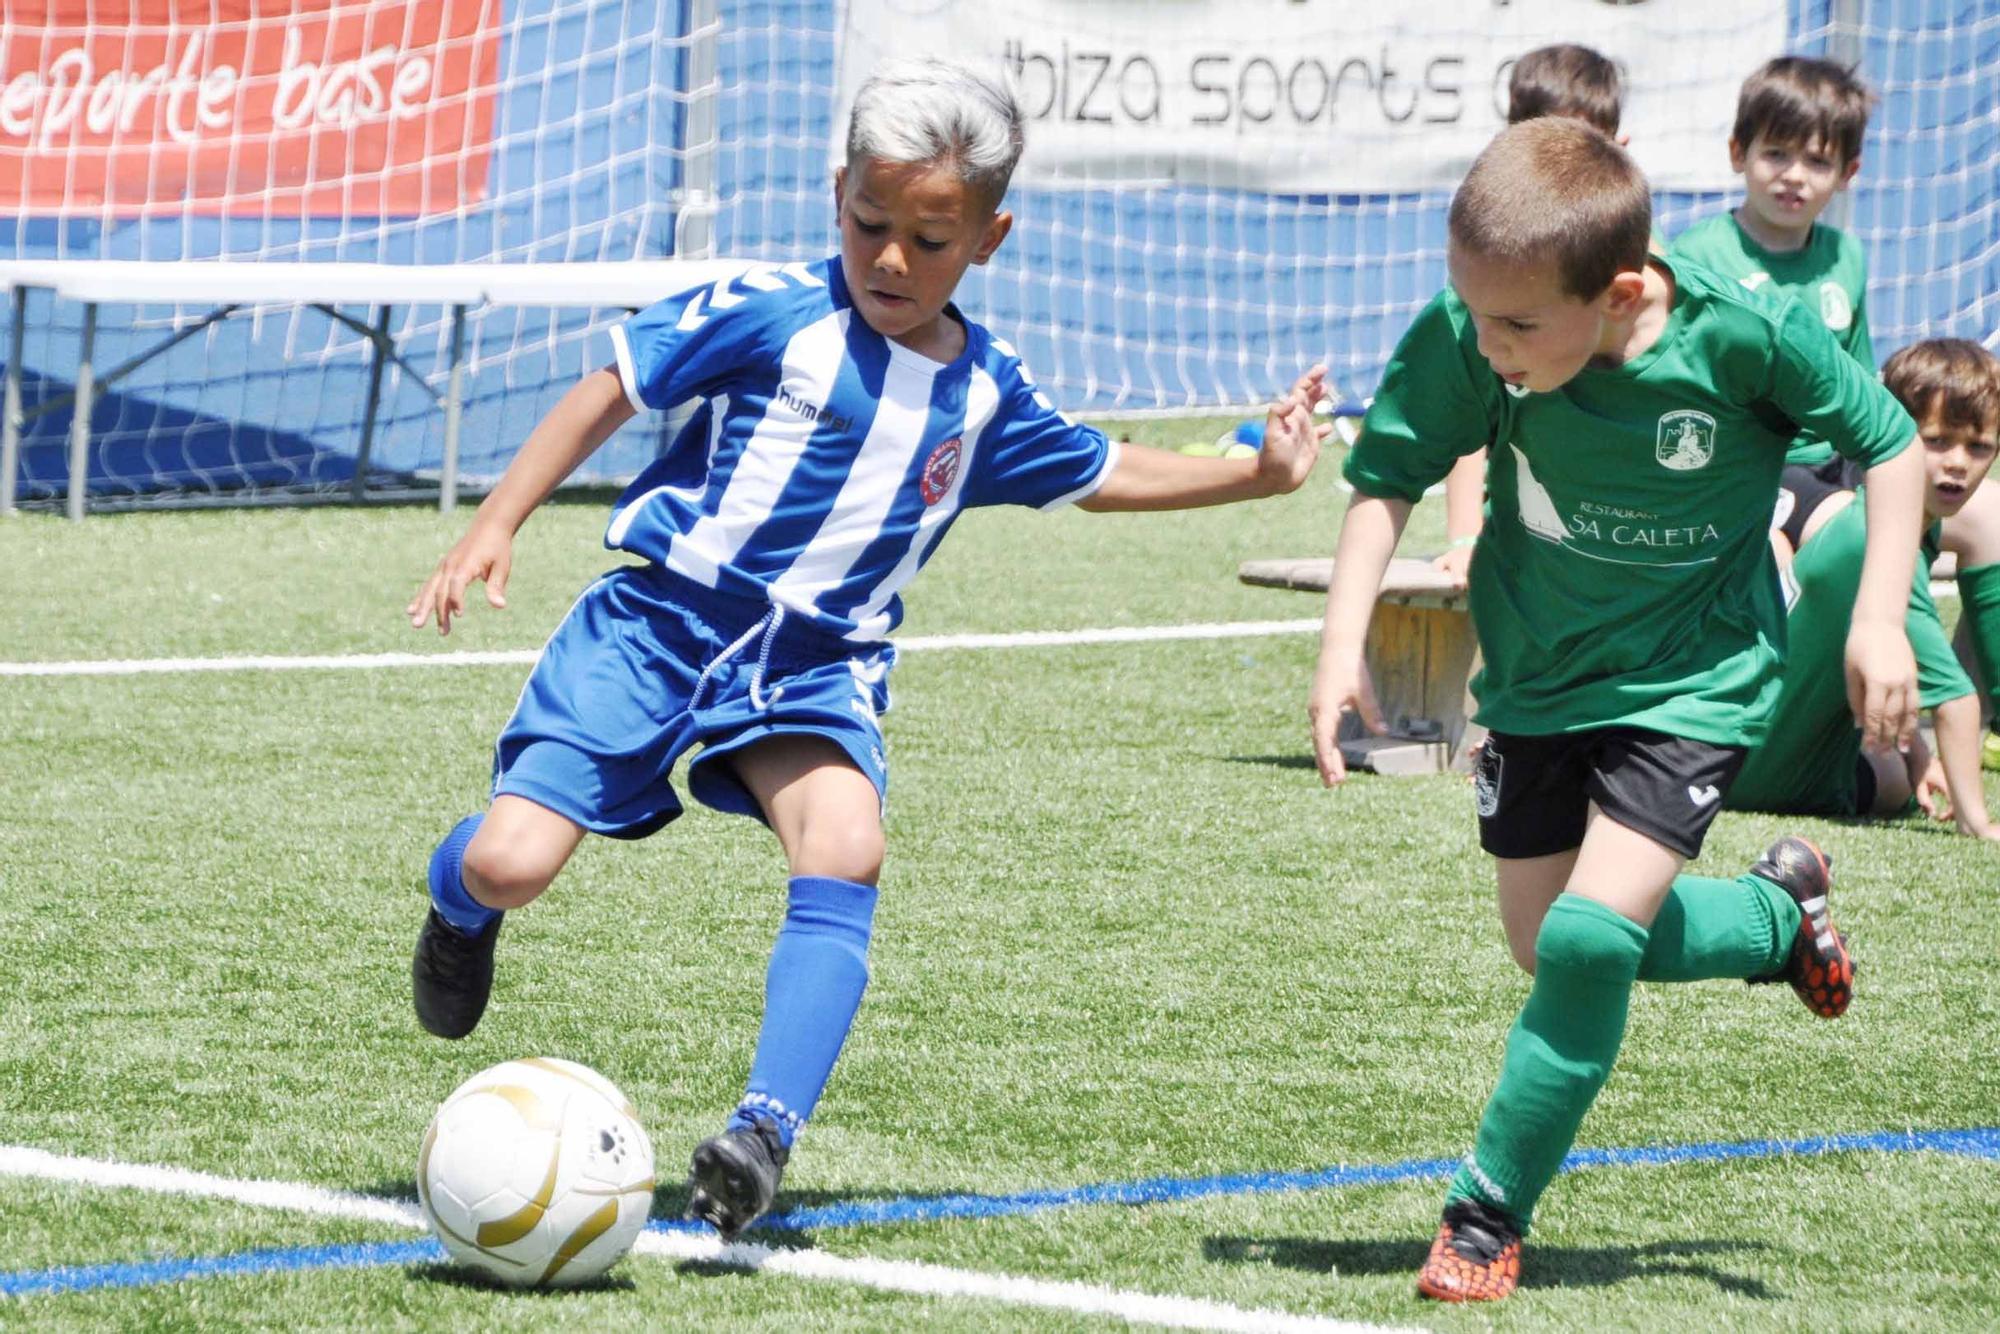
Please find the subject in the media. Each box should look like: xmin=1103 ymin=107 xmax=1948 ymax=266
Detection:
xmin=0 ymin=1239 xmax=443 ymax=1298
xmin=5 ymin=1126 xmax=1996 ymax=1299
xmin=713 ymin=1124 xmax=2000 ymax=1235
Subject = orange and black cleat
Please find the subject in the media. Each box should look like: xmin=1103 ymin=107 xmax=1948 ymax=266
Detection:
xmin=1416 ymin=1197 xmax=1523 ymax=1302
xmin=1747 ymin=836 xmax=1854 ymax=1018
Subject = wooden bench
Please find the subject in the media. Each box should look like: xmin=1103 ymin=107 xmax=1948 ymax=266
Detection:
xmin=1238 ymin=556 xmax=1481 ymax=775
xmin=1242 ymin=549 xmax=1970 ymax=775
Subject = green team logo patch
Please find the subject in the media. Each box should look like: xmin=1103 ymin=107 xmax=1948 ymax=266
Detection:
xmin=1655 ymin=410 xmax=1717 ymax=471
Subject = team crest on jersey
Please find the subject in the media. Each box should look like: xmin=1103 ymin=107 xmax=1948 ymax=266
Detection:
xmin=920 ymin=438 xmax=962 ymax=505
xmin=1655 ymin=410 xmax=1717 ymax=471
xmin=1819 ymin=281 xmax=1854 ymax=331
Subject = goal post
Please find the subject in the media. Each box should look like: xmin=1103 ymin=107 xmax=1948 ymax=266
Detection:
xmin=1 ymin=1 xmax=1993 ymax=512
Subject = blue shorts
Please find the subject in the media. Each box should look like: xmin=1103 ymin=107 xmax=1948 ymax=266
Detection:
xmin=492 ymin=565 xmax=894 ymax=838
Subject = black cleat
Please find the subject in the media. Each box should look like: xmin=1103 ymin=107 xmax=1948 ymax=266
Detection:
xmin=411 ymin=908 xmax=502 ymax=1039
xmin=686 ymin=1115 xmax=788 ymax=1241
xmin=1746 ymin=836 xmax=1854 ymax=1018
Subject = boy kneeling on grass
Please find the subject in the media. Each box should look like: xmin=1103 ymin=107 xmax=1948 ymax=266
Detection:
xmin=1737 ymin=338 xmax=2000 ymax=837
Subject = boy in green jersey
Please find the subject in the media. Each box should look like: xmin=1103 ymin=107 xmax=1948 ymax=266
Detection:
xmin=1671 ymin=56 xmax=1874 ymax=477
xmin=1739 ymin=339 xmax=2000 ymax=834
xmin=1436 ymin=43 xmax=1650 ymax=586
xmin=1308 ymin=118 xmax=1926 ymax=1302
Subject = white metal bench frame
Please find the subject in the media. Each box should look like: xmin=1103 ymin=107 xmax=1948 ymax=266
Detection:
xmin=0 ymin=258 xmax=754 ymax=520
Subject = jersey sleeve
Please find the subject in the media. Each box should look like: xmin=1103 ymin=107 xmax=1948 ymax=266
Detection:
xmin=1910 ymin=582 xmax=1975 ymax=708
xmin=607 ymin=277 xmax=775 ymax=413
xmin=1343 ymin=292 xmax=1497 ymax=503
xmin=1763 ymin=299 xmax=1913 ymax=469
xmin=962 ymin=354 xmax=1116 ymax=511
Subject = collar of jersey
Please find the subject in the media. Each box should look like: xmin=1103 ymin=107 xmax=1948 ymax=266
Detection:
xmin=1575 ymin=251 xmax=1690 ymax=384
xmin=826 ymin=256 xmax=978 ymax=376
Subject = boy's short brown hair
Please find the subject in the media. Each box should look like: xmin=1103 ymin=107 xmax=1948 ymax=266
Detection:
xmin=1881 ymin=339 xmax=2000 ymax=434
xmin=1449 ymin=118 xmax=1652 ymax=301
xmin=1732 ymin=56 xmax=1873 ymax=166
xmin=1508 ymin=44 xmax=1623 ymax=137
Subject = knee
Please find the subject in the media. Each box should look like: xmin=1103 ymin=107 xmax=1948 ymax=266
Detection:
xmin=788 ymin=819 xmax=885 ymax=886
xmin=1506 ymin=934 xmax=1539 ymax=977
xmin=1533 ymin=895 xmax=1648 ymax=979
xmin=462 ymin=826 xmax=564 ymax=909
xmin=1868 ymin=753 xmax=1914 ymax=814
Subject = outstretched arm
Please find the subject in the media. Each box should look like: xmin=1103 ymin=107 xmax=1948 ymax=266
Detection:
xmin=1078 ymin=367 xmax=1328 ymax=512
xmin=1308 ymin=491 xmax=1411 ymax=786
xmin=408 ymin=366 xmax=636 ymax=634
xmin=1846 ymin=440 xmax=1926 ymax=751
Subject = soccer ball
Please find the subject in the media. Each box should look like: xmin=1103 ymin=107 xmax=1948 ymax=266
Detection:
xmin=417 ymin=1057 xmax=655 ymax=1288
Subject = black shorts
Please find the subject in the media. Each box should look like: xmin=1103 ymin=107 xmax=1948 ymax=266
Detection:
xmin=1774 ymin=463 xmax=1851 ymax=550
xmin=1472 ymin=727 xmax=1748 ymax=860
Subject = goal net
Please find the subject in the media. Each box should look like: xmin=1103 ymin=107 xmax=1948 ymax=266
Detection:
xmin=2 ymin=1 xmax=1992 ymax=508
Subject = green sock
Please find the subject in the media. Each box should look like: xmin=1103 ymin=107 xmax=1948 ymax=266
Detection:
xmin=1447 ymin=893 xmax=1648 ymax=1230
xmin=1958 ymin=562 xmax=2000 ymax=723
xmin=1637 ymin=873 xmax=1796 ymax=982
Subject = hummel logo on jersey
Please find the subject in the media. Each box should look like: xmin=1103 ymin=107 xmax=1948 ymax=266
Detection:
xmin=778 ymin=384 xmax=855 ymax=433
xmin=1687 ymin=783 xmax=1722 ymax=807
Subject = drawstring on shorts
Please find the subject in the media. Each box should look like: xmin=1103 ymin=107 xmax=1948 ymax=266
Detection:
xmin=687 ymin=603 xmax=789 ymax=712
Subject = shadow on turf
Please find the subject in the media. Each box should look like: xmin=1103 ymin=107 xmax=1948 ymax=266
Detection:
xmin=1225 ymin=753 xmax=1321 ymax=772
xmin=1203 ymin=1234 xmax=1778 ymax=1298
xmin=409 ymin=1262 xmax=638 ymax=1295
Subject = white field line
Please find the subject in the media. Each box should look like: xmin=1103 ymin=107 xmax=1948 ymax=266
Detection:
xmin=0 ymin=1145 xmax=1420 ymax=1334
xmin=0 ymin=620 xmax=1325 ymax=679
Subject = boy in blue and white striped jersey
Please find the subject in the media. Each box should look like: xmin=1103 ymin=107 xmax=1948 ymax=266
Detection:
xmin=404 ymin=57 xmax=1330 ymax=1240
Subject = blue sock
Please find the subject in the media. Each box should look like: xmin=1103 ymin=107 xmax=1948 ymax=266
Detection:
xmin=727 ymin=876 xmax=878 ymax=1148
xmin=428 ymin=813 xmax=499 ymax=936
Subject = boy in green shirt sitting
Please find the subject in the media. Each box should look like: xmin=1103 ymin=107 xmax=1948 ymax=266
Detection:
xmin=1309 ymin=117 xmax=1926 ymax=1302
xmin=1737 ymin=338 xmax=2000 ymax=835
xmin=1677 ymin=58 xmax=2000 ymax=770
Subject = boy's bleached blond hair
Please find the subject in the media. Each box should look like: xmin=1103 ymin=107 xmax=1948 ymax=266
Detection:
xmin=1449 ymin=118 xmax=1652 ymax=301
xmin=1882 ymin=339 xmax=2000 ymax=433
xmin=846 ymin=58 xmax=1025 ymax=209
xmin=1508 ymin=44 xmax=1623 ymax=138
xmin=1732 ymin=56 xmax=1873 ymax=166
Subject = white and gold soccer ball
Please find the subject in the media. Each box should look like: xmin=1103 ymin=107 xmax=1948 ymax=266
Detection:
xmin=417 ymin=1057 xmax=655 ymax=1288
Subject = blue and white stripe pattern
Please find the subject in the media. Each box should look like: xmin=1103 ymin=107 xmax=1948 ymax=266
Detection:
xmin=607 ymin=257 xmax=1117 ymax=642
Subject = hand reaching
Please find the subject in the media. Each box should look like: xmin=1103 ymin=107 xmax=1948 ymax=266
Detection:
xmin=1430 ymin=543 xmax=1473 ymax=588
xmin=407 ymin=520 xmax=514 ymax=636
xmin=1255 ymin=365 xmax=1332 ymax=496
xmin=1911 ymin=753 xmax=1949 ymax=821
xmin=1308 ymin=649 xmax=1386 ymax=786
xmin=1843 ymin=624 xmax=1917 ymax=755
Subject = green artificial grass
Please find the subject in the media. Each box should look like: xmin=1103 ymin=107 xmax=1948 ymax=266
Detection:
xmin=2 ymin=450 xmax=1996 ymax=1329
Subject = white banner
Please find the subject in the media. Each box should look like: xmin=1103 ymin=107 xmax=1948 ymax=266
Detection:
xmin=834 ymin=0 xmax=1787 ymax=192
